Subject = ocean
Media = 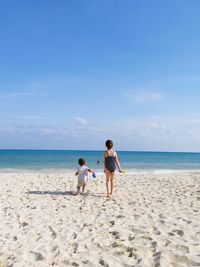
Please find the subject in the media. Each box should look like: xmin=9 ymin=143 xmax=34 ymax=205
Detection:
xmin=0 ymin=150 xmax=200 ymax=173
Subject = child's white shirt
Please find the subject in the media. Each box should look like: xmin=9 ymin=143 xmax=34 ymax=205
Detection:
xmin=77 ymin=165 xmax=89 ymax=186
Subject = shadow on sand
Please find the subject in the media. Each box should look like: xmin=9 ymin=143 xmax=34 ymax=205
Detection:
xmin=27 ymin=190 xmax=74 ymax=196
xmin=27 ymin=191 xmax=104 ymax=198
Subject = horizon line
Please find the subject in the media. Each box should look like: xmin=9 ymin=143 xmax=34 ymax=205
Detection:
xmin=0 ymin=148 xmax=200 ymax=154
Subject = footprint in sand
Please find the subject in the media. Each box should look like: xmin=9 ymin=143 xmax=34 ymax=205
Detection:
xmin=175 ymin=245 xmax=189 ymax=254
xmin=116 ymin=214 xmax=125 ymax=219
xmin=173 ymin=229 xmax=184 ymax=237
xmin=109 ymin=231 xmax=120 ymax=239
xmin=99 ymin=258 xmax=109 ymax=267
xmin=72 ymin=232 xmax=77 ymax=239
xmin=111 ymin=241 xmax=120 ymax=248
xmin=71 ymin=242 xmax=78 ymax=254
xmin=152 ymin=251 xmax=162 ymax=267
xmin=126 ymin=246 xmax=137 ymax=258
xmin=151 ymin=241 xmax=158 ymax=248
xmin=152 ymin=226 xmax=161 ymax=235
xmin=48 ymin=226 xmax=57 ymax=239
xmin=168 ymin=229 xmax=184 ymax=237
xmin=128 ymin=235 xmax=135 ymax=241
xmin=109 ymin=220 xmax=115 ymax=226
xmin=30 ymin=251 xmax=44 ymax=261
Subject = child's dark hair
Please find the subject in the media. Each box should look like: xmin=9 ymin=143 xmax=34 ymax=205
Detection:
xmin=78 ymin=158 xmax=85 ymax=166
xmin=105 ymin=140 xmax=113 ymax=149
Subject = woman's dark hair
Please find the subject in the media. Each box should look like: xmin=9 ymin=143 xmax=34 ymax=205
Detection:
xmin=105 ymin=139 xmax=113 ymax=149
xmin=78 ymin=158 xmax=85 ymax=166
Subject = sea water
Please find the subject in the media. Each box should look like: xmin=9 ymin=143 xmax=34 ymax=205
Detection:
xmin=1 ymin=150 xmax=200 ymax=173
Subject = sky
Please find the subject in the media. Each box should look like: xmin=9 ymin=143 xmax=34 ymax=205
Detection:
xmin=0 ymin=0 xmax=200 ymax=151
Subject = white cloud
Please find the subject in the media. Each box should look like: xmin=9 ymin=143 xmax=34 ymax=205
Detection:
xmin=0 ymin=92 xmax=34 ymax=98
xmin=124 ymin=90 xmax=163 ymax=103
xmin=2 ymin=114 xmax=200 ymax=151
xmin=74 ymin=117 xmax=88 ymax=125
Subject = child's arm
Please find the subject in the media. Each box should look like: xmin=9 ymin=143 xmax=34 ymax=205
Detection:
xmin=115 ymin=152 xmax=123 ymax=172
xmin=87 ymin=168 xmax=96 ymax=179
xmin=88 ymin=168 xmax=94 ymax=174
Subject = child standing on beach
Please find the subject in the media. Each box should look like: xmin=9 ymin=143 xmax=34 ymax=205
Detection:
xmin=75 ymin=158 xmax=95 ymax=195
xmin=104 ymin=140 xmax=123 ymax=198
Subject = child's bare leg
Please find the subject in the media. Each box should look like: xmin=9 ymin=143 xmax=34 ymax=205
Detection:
xmin=106 ymin=171 xmax=111 ymax=197
xmin=106 ymin=170 xmax=110 ymax=197
xmin=76 ymin=186 xmax=80 ymax=195
xmin=110 ymin=172 xmax=115 ymax=195
xmin=106 ymin=180 xmax=109 ymax=197
xmin=82 ymin=185 xmax=86 ymax=194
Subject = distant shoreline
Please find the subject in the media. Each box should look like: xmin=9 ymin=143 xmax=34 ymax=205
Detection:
xmin=1 ymin=168 xmax=200 ymax=175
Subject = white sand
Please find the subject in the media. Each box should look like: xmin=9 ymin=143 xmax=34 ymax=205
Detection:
xmin=0 ymin=171 xmax=200 ymax=267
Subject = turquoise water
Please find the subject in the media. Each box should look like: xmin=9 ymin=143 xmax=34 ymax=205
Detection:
xmin=1 ymin=150 xmax=200 ymax=172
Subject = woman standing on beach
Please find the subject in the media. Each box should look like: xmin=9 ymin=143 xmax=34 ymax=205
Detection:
xmin=104 ymin=140 xmax=123 ymax=198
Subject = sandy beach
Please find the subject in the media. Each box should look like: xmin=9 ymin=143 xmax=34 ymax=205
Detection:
xmin=0 ymin=171 xmax=200 ymax=267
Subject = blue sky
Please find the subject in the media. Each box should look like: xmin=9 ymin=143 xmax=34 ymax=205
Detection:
xmin=0 ymin=0 xmax=200 ymax=151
